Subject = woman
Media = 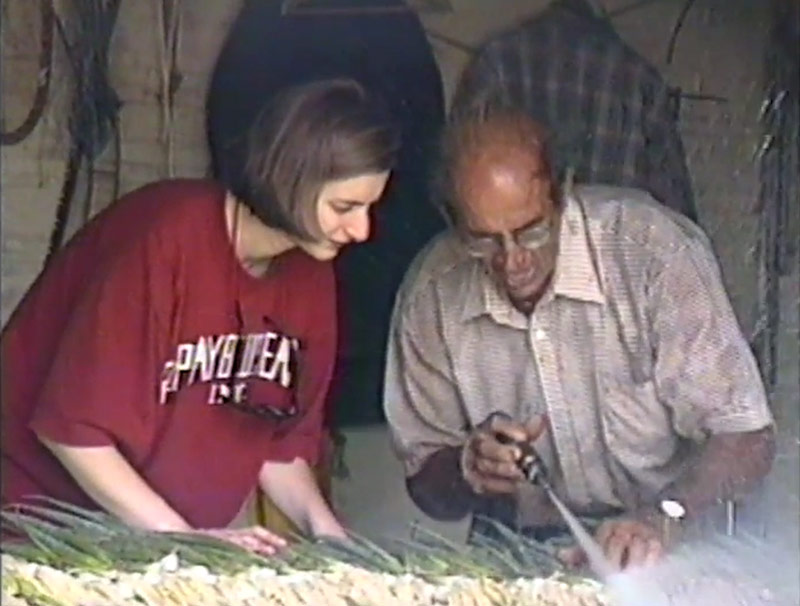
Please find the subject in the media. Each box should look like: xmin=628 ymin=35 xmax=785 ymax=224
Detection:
xmin=1 ymin=79 xmax=399 ymax=555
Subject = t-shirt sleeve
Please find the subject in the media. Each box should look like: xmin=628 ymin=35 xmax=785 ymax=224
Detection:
xmin=29 ymin=234 xmax=171 ymax=453
xmin=266 ymin=265 xmax=336 ymax=467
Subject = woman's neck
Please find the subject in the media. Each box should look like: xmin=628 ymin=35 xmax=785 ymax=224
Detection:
xmin=225 ymin=192 xmax=296 ymax=276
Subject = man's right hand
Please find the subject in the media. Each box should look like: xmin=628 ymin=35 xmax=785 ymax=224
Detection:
xmin=193 ymin=526 xmax=288 ymax=556
xmin=460 ymin=412 xmax=548 ymax=495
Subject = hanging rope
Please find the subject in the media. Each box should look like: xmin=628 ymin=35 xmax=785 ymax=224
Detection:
xmin=156 ymin=0 xmax=182 ymax=178
xmin=1 ymin=0 xmax=55 ymax=145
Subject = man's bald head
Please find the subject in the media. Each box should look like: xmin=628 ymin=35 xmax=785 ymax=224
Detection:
xmin=435 ymin=109 xmax=560 ymax=225
xmin=433 ymin=108 xmax=563 ymax=313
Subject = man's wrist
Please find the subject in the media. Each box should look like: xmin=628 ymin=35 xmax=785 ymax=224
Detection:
xmin=655 ymin=485 xmax=698 ymax=520
xmin=629 ymin=501 xmax=685 ymax=548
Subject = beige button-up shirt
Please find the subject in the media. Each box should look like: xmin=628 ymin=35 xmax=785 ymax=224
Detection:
xmin=384 ymin=185 xmax=772 ymax=518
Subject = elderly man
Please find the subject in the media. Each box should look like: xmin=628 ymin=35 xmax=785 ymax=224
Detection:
xmin=383 ymin=108 xmax=775 ymax=571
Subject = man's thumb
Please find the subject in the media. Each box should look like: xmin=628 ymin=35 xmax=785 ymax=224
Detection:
xmin=525 ymin=414 xmax=549 ymax=441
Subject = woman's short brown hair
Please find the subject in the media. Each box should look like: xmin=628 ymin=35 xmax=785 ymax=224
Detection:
xmin=234 ymin=78 xmax=400 ymax=240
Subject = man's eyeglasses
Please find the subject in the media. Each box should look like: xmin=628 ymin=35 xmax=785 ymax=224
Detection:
xmin=462 ymin=216 xmax=555 ymax=260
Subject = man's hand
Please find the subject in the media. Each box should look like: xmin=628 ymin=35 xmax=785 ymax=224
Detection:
xmin=594 ymin=514 xmax=664 ymax=571
xmin=461 ymin=412 xmax=548 ymax=495
xmin=193 ymin=526 xmax=288 ymax=556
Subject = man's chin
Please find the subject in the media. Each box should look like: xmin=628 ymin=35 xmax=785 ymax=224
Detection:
xmin=505 ymin=278 xmax=552 ymax=311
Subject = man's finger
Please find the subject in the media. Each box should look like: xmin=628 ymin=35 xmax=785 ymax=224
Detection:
xmin=476 ymin=435 xmax=522 ymax=464
xmin=643 ymin=537 xmax=664 ymax=567
xmin=625 ymin=535 xmax=650 ymax=569
xmin=594 ymin=521 xmax=614 ymax=548
xmin=488 ymin=415 xmax=529 ymax=444
xmin=474 ymin=457 xmax=523 ymax=480
xmin=604 ymin=527 xmax=629 ymax=571
xmin=479 ymin=476 xmax=520 ymax=494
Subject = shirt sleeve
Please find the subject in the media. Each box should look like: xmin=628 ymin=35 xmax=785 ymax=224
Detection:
xmin=266 ymin=265 xmax=336 ymax=467
xmin=383 ymin=286 xmax=468 ymax=478
xmin=649 ymin=234 xmax=773 ymax=436
xmin=29 ymin=234 xmax=171 ymax=454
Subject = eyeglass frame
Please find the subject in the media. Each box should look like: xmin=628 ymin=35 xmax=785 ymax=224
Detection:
xmin=459 ymin=214 xmax=558 ymax=260
xmin=453 ymin=164 xmax=570 ymax=261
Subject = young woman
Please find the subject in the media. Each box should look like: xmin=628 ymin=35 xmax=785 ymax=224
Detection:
xmin=1 ymin=79 xmax=399 ymax=554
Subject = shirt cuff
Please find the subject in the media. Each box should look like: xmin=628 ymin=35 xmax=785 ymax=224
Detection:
xmin=704 ymin=411 xmax=774 ymax=434
xmin=267 ymin=435 xmax=322 ymax=467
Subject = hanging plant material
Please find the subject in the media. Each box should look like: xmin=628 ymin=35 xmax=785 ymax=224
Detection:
xmin=43 ymin=0 xmax=123 ymax=265
xmin=0 ymin=0 xmax=54 ymax=146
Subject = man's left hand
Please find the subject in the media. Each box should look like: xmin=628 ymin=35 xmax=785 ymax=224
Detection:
xmin=594 ymin=515 xmax=664 ymax=571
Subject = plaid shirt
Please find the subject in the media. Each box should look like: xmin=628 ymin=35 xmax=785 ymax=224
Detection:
xmin=384 ymin=185 xmax=771 ymax=522
xmin=450 ymin=0 xmax=698 ymax=223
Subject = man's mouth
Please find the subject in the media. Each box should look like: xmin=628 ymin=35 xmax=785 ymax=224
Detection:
xmin=505 ymin=269 xmax=538 ymax=291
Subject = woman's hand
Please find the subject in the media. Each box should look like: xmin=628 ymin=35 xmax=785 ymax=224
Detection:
xmin=308 ymin=517 xmax=348 ymax=541
xmin=193 ymin=526 xmax=288 ymax=556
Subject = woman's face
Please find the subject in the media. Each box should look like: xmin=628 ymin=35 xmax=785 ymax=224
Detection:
xmin=298 ymin=171 xmax=391 ymax=261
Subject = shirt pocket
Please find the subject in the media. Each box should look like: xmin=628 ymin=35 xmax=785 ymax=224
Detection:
xmin=598 ymin=371 xmax=677 ymax=469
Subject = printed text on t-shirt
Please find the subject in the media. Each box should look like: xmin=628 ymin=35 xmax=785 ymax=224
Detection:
xmin=159 ymin=331 xmax=300 ymax=405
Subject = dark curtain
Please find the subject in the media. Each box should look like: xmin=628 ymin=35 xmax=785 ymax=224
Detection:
xmin=206 ymin=0 xmax=446 ymax=425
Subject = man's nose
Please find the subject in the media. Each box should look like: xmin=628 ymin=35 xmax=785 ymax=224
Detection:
xmin=344 ymin=211 xmax=370 ymax=243
xmin=501 ymin=238 xmax=531 ymax=273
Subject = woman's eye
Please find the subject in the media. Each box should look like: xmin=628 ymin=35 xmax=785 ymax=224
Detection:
xmin=332 ymin=203 xmax=354 ymax=214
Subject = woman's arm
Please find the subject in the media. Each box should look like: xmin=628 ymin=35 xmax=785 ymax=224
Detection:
xmin=258 ymin=457 xmax=346 ymax=539
xmin=38 ymin=437 xmax=191 ymax=531
xmin=40 ymin=436 xmax=291 ymax=554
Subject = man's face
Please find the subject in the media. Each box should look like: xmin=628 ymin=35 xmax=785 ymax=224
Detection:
xmin=457 ymin=145 xmax=560 ymax=314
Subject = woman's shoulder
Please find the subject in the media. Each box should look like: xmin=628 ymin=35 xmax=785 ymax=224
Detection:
xmin=116 ymin=178 xmax=225 ymax=221
xmin=78 ymin=178 xmax=225 ymax=242
xmin=114 ymin=179 xmax=228 ymax=253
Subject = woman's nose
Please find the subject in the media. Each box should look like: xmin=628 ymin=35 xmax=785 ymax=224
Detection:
xmin=344 ymin=211 xmax=370 ymax=243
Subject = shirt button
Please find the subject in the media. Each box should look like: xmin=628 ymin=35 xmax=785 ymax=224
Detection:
xmin=534 ymin=328 xmax=547 ymax=341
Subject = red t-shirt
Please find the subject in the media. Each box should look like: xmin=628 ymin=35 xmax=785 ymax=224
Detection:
xmin=1 ymin=179 xmax=336 ymax=528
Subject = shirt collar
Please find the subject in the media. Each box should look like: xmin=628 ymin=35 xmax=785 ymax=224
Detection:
xmin=459 ymin=190 xmax=605 ymax=325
